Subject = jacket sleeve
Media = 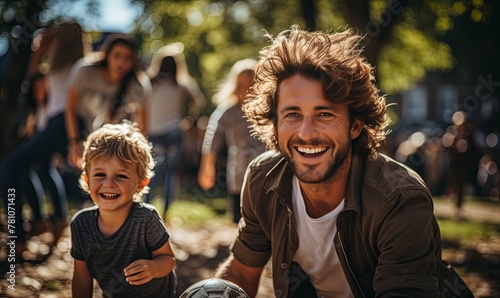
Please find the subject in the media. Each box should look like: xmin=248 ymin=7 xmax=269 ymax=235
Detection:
xmin=373 ymin=189 xmax=440 ymax=297
xmin=230 ymin=162 xmax=272 ymax=268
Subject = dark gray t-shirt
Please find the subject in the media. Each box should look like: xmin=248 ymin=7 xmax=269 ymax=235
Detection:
xmin=70 ymin=202 xmax=171 ymax=297
xmin=201 ymin=103 xmax=266 ymax=194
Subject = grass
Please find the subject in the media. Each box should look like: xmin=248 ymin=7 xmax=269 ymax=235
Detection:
xmin=165 ymin=200 xmax=219 ymax=227
xmin=437 ymin=218 xmax=500 ymax=241
xmin=433 ymin=195 xmax=500 ymax=241
xmin=16 ymin=184 xmax=500 ymax=240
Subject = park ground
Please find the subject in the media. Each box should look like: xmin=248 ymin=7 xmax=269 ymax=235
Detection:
xmin=1 ymin=193 xmax=499 ymax=297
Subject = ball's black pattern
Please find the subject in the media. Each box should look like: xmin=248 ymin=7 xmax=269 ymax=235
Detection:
xmin=180 ymin=278 xmax=250 ymax=298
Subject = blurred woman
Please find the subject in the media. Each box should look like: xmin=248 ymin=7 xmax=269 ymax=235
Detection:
xmin=0 ymin=22 xmax=86 ymax=254
xmin=65 ymin=34 xmax=151 ymax=169
xmin=145 ymin=49 xmax=205 ymax=212
xmin=198 ymin=59 xmax=266 ymax=223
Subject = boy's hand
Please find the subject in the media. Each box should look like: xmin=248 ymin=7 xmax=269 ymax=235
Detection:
xmin=124 ymin=241 xmax=175 ymax=286
xmin=123 ymin=259 xmax=157 ymax=285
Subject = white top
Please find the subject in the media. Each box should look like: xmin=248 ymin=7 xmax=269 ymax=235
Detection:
xmin=147 ymin=78 xmax=188 ymax=136
xmin=68 ymin=61 xmax=148 ymax=135
xmin=46 ymin=67 xmax=72 ymax=119
xmin=291 ymin=176 xmax=354 ymax=298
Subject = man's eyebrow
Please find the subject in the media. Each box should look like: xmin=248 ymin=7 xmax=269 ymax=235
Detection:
xmin=314 ymin=105 xmax=339 ymax=112
xmin=279 ymin=105 xmax=300 ymax=114
xmin=279 ymin=105 xmax=340 ymax=113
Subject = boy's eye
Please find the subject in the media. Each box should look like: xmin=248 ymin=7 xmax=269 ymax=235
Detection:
xmin=93 ymin=173 xmax=105 ymax=177
xmin=116 ymin=174 xmax=128 ymax=179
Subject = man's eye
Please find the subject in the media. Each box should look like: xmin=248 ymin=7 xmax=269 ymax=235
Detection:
xmin=284 ymin=113 xmax=299 ymax=118
xmin=318 ymin=112 xmax=333 ymax=118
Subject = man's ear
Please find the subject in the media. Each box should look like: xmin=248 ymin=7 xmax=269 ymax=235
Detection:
xmin=351 ymin=118 xmax=364 ymax=140
xmin=137 ymin=178 xmax=150 ymax=192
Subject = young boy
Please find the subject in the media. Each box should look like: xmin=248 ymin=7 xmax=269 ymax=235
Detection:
xmin=70 ymin=121 xmax=176 ymax=298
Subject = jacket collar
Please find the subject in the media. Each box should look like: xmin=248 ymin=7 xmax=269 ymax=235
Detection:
xmin=344 ymin=153 xmax=365 ymax=214
xmin=263 ymin=156 xmax=293 ymax=201
xmin=262 ymin=152 xmax=366 ymax=214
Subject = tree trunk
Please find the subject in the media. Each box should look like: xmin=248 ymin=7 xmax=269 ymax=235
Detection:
xmin=300 ymin=0 xmax=316 ymax=31
xmin=0 ymin=1 xmax=46 ymax=156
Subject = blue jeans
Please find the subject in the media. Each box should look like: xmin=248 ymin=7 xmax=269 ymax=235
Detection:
xmin=145 ymin=129 xmax=183 ymax=210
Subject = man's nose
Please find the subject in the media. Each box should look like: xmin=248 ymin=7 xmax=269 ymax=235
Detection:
xmin=297 ymin=117 xmax=319 ymax=141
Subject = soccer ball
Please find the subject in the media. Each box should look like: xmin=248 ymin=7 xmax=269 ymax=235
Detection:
xmin=180 ymin=278 xmax=250 ymax=298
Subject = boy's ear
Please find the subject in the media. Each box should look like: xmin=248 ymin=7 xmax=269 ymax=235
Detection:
xmin=83 ymin=172 xmax=89 ymax=185
xmin=137 ymin=178 xmax=150 ymax=192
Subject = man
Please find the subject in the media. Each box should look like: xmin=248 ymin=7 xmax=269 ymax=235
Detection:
xmin=215 ymin=26 xmax=470 ymax=297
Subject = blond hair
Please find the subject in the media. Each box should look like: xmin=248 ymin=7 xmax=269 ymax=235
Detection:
xmin=212 ymin=58 xmax=258 ymax=106
xmin=79 ymin=121 xmax=154 ymax=200
xmin=244 ymin=25 xmax=389 ymax=154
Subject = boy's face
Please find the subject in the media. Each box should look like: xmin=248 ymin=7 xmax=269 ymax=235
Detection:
xmin=84 ymin=155 xmax=148 ymax=212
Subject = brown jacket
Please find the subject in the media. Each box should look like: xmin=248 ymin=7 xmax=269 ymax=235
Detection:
xmin=231 ymin=150 xmax=443 ymax=297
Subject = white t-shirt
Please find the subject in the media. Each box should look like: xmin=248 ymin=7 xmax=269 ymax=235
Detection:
xmin=68 ymin=62 xmax=147 ymax=135
xmin=147 ymin=78 xmax=188 ymax=136
xmin=46 ymin=67 xmax=72 ymax=119
xmin=292 ymin=176 xmax=354 ymax=298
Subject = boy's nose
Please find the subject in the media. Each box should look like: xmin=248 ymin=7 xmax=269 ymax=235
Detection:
xmin=102 ymin=178 xmax=116 ymax=187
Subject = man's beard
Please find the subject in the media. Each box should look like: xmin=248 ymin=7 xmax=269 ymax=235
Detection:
xmin=282 ymin=137 xmax=352 ymax=184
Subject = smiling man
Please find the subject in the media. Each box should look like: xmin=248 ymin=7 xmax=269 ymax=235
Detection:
xmin=214 ymin=26 xmax=471 ymax=298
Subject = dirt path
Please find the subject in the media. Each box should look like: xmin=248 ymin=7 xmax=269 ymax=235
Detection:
xmin=1 ymin=200 xmax=499 ymax=297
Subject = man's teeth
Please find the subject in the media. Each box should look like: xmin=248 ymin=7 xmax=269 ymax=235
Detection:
xmin=297 ymin=147 xmax=327 ymax=154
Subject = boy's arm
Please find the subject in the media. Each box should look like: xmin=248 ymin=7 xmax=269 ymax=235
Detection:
xmin=123 ymin=241 xmax=175 ymax=286
xmin=72 ymin=260 xmax=93 ymax=298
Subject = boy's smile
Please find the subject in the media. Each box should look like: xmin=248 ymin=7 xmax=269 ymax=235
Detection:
xmin=100 ymin=192 xmax=121 ymax=199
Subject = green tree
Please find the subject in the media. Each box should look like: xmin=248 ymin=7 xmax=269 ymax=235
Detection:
xmin=134 ymin=0 xmax=467 ymax=101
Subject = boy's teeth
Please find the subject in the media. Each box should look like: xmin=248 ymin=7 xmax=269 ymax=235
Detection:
xmin=102 ymin=193 xmax=118 ymax=198
xmin=297 ymin=147 xmax=326 ymax=154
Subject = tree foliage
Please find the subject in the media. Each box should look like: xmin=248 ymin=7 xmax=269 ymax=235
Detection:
xmin=1 ymin=0 xmax=498 ymax=153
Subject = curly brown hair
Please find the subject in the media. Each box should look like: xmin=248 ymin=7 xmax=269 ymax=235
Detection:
xmin=79 ymin=121 xmax=154 ymax=200
xmin=243 ymin=25 xmax=389 ymax=155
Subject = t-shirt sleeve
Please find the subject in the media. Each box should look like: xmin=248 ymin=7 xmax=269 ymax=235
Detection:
xmin=69 ymin=64 xmax=93 ymax=94
xmin=125 ymin=74 xmax=149 ymax=108
xmin=201 ymin=104 xmax=230 ymax=154
xmin=145 ymin=208 xmax=170 ymax=252
xmin=70 ymin=216 xmax=85 ymax=261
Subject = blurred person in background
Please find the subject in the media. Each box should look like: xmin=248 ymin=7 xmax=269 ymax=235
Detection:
xmin=65 ymin=33 xmax=151 ymax=170
xmin=198 ymin=59 xmax=266 ymax=223
xmin=442 ymin=110 xmax=481 ymax=217
xmin=144 ymin=45 xmax=205 ymax=214
xmin=0 ymin=22 xmax=86 ymax=257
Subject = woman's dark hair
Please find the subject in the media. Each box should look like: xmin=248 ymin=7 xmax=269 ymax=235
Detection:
xmin=49 ymin=22 xmax=85 ymax=71
xmin=152 ymin=55 xmax=178 ymax=85
xmin=97 ymin=34 xmax=140 ymax=118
